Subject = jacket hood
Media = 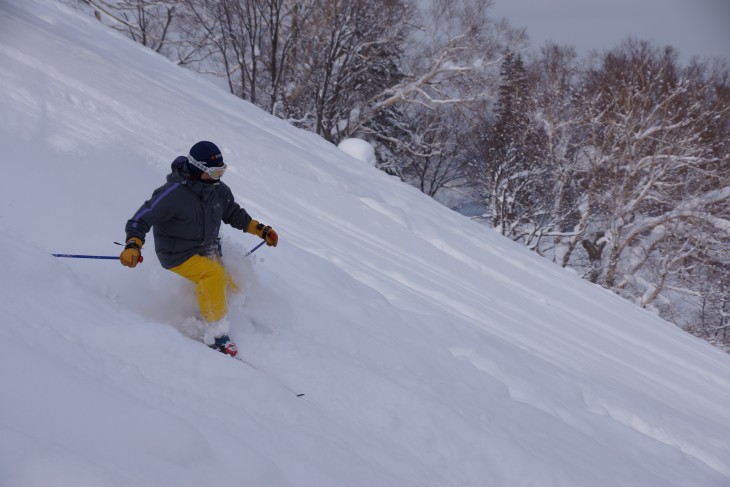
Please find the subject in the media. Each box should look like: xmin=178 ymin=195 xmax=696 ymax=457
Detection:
xmin=168 ymin=156 xmax=222 ymax=202
xmin=167 ymin=156 xmax=190 ymax=183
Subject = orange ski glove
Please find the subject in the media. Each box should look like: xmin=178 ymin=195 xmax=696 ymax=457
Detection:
xmin=120 ymin=237 xmax=143 ymax=267
xmin=247 ymin=220 xmax=278 ymax=247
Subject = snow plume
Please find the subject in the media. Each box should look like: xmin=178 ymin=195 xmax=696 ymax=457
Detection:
xmin=1 ymin=1 xmax=729 ymax=486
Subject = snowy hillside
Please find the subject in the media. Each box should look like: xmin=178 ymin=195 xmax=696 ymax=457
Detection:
xmin=2 ymin=1 xmax=730 ymax=486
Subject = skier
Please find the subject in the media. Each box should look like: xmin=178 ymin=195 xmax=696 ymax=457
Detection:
xmin=119 ymin=141 xmax=278 ymax=357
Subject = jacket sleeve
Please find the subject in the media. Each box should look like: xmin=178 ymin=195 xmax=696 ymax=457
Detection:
xmin=221 ymin=187 xmax=253 ymax=232
xmin=125 ymin=182 xmax=181 ymax=242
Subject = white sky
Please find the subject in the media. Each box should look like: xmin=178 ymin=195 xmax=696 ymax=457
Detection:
xmin=491 ymin=0 xmax=730 ymax=61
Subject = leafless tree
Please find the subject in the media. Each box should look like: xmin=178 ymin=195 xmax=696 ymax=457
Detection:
xmin=282 ymin=0 xmax=416 ymax=141
xmin=76 ymin=0 xmax=177 ymax=53
xmin=382 ymin=105 xmax=472 ymax=197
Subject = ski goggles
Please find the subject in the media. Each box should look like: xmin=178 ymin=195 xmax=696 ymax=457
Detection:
xmin=187 ymin=153 xmax=227 ymax=179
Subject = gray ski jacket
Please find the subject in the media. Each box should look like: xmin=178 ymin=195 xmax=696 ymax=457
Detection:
xmin=125 ymin=156 xmax=253 ymax=269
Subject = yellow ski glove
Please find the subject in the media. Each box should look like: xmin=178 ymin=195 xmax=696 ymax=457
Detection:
xmin=120 ymin=237 xmax=144 ymax=267
xmin=247 ymin=220 xmax=278 ymax=247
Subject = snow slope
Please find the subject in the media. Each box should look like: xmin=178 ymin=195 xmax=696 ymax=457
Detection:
xmin=1 ymin=1 xmax=729 ymax=486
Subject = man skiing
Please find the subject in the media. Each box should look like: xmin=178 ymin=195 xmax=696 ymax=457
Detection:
xmin=119 ymin=141 xmax=278 ymax=357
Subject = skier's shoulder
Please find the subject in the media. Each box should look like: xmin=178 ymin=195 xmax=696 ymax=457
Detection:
xmin=152 ymin=177 xmax=185 ymax=198
xmin=215 ymin=179 xmax=233 ymax=194
xmin=145 ymin=162 xmax=187 ymax=205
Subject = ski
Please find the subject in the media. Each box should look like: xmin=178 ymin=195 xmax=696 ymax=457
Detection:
xmin=234 ymin=355 xmax=305 ymax=398
xmin=208 ymin=335 xmax=305 ymax=397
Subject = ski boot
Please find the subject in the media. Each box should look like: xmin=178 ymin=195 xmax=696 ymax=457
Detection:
xmin=209 ymin=334 xmax=238 ymax=358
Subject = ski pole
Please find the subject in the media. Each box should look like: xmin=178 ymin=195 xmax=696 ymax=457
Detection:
xmin=53 ymin=241 xmax=262 ymax=261
xmin=52 ymin=253 xmax=143 ymax=262
xmin=244 ymin=241 xmax=266 ymax=258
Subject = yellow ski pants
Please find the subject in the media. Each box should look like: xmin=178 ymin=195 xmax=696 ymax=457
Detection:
xmin=169 ymin=255 xmax=238 ymax=322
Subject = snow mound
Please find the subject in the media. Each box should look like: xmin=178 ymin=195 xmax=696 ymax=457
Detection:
xmin=338 ymin=138 xmax=377 ymax=166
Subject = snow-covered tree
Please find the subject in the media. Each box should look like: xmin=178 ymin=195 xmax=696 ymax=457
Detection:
xmin=527 ymin=43 xmax=587 ymax=264
xmin=572 ymin=40 xmax=730 ymax=321
xmin=469 ymin=52 xmax=548 ymax=244
xmin=357 ymin=0 xmax=524 ymax=196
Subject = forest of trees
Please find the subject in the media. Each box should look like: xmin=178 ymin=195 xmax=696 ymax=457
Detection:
xmin=73 ymin=0 xmax=730 ymax=351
